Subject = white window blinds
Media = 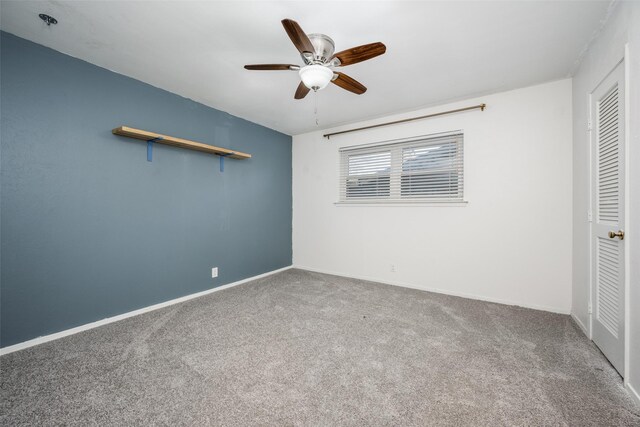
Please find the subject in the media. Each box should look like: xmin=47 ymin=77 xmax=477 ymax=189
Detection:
xmin=339 ymin=133 xmax=464 ymax=203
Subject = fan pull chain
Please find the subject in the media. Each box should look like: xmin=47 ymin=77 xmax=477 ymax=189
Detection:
xmin=314 ymin=90 xmax=319 ymax=126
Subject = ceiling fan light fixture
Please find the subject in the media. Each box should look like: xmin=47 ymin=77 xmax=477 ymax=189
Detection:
xmin=299 ymin=65 xmax=333 ymax=91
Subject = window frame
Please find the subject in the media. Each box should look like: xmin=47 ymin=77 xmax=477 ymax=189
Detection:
xmin=336 ymin=131 xmax=466 ymax=206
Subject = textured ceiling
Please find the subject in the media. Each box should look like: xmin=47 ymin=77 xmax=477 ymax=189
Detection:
xmin=1 ymin=1 xmax=611 ymax=135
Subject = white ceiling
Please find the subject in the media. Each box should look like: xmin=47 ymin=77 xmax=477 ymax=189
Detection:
xmin=1 ymin=1 xmax=611 ymax=135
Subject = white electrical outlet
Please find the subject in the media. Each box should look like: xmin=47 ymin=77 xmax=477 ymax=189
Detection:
xmin=211 ymin=267 xmax=218 ymax=278
xmin=391 ymin=264 xmax=396 ymax=273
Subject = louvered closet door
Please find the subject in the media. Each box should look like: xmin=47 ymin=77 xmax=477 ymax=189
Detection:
xmin=591 ymin=61 xmax=625 ymax=376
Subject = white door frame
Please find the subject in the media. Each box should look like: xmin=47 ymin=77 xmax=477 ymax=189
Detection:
xmin=587 ymin=45 xmax=631 ymax=384
xmin=622 ymin=44 xmax=631 ymax=387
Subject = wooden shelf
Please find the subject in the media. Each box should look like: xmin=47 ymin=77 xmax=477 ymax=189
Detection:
xmin=112 ymin=126 xmax=251 ymax=160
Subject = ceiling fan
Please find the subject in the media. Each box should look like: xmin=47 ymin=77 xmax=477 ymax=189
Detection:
xmin=244 ymin=19 xmax=386 ymax=99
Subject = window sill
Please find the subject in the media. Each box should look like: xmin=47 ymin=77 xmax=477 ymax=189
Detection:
xmin=334 ymin=201 xmax=468 ymax=207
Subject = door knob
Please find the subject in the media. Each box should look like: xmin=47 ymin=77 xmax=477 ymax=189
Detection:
xmin=608 ymin=230 xmax=625 ymax=240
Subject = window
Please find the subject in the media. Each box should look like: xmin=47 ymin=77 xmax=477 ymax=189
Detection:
xmin=345 ymin=150 xmax=391 ymax=198
xmin=339 ymin=132 xmax=464 ymax=203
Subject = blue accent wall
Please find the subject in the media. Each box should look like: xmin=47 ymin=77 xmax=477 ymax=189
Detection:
xmin=0 ymin=32 xmax=292 ymax=347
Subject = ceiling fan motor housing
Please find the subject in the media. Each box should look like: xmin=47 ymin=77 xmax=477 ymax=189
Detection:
xmin=307 ymin=34 xmax=335 ymax=64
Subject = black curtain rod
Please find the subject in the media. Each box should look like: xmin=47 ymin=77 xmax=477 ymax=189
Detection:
xmin=323 ymin=103 xmax=486 ymax=139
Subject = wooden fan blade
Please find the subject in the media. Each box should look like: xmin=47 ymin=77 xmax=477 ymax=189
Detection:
xmin=333 ymin=42 xmax=386 ymax=66
xmin=282 ymin=19 xmax=315 ymax=54
xmin=294 ymin=81 xmax=310 ymax=99
xmin=244 ymin=64 xmax=298 ymax=70
xmin=332 ymin=72 xmax=367 ymax=95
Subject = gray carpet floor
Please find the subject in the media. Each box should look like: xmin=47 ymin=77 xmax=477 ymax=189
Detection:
xmin=1 ymin=269 xmax=639 ymax=426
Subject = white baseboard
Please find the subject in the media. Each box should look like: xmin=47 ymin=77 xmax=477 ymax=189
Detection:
xmin=294 ymin=265 xmax=571 ymax=315
xmin=627 ymin=383 xmax=640 ymax=407
xmin=0 ymin=265 xmax=292 ymax=356
xmin=571 ymin=313 xmax=589 ymax=337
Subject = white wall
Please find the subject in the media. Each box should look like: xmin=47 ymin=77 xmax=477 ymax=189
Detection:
xmin=293 ymin=79 xmax=573 ymax=314
xmin=572 ymin=0 xmax=640 ymax=403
